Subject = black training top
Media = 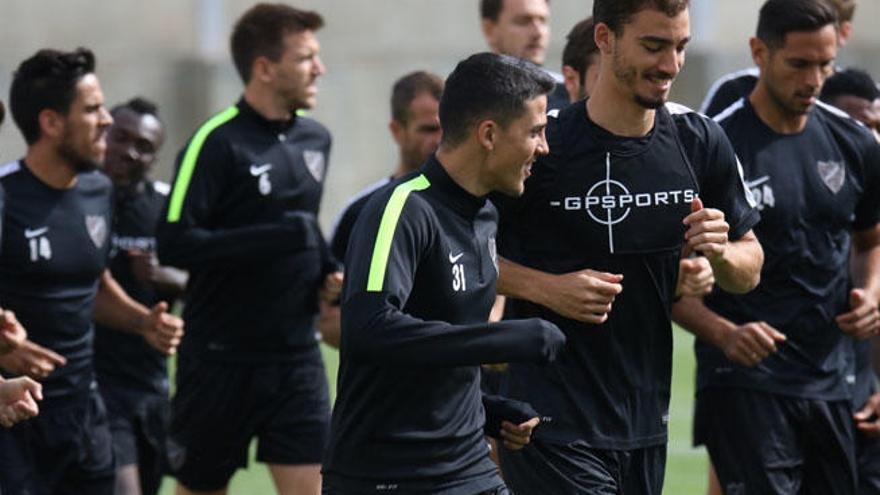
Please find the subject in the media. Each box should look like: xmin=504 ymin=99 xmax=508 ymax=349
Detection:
xmin=94 ymin=180 xmax=173 ymax=395
xmin=698 ymin=99 xmax=880 ymax=401
xmin=0 ymin=161 xmax=112 ymax=401
xmin=497 ymin=101 xmax=760 ymax=450
xmin=323 ymin=157 xmax=564 ymax=494
xmin=330 ymin=177 xmax=391 ymax=263
xmin=700 ymin=68 xmax=759 ymax=118
xmin=157 ymin=99 xmax=334 ymax=363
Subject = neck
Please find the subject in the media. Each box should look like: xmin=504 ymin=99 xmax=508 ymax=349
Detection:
xmin=435 ymin=145 xmax=489 ymax=198
xmin=749 ymin=83 xmax=808 ymax=134
xmin=24 ymin=142 xmax=79 ymax=189
xmin=586 ymin=71 xmax=655 ymax=137
xmin=392 ymin=159 xmax=420 ymax=179
xmin=243 ymin=85 xmax=293 ymax=121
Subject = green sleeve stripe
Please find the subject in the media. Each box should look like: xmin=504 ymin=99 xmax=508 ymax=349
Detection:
xmin=166 ymin=106 xmax=240 ymax=222
xmin=366 ymin=174 xmax=431 ymax=292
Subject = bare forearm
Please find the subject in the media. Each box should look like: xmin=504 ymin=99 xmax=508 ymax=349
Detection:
xmin=711 ymin=233 xmax=763 ymax=294
xmin=672 ymin=296 xmax=736 ymax=349
xmin=152 ymin=266 xmax=188 ymax=297
xmin=93 ymin=271 xmax=149 ymax=334
xmin=497 ymin=257 xmax=551 ymax=306
xmin=852 ymin=243 xmax=880 ymax=302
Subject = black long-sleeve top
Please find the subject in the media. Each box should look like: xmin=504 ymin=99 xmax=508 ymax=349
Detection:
xmin=323 ymin=157 xmax=564 ymax=494
xmin=157 ymin=99 xmax=334 ymax=362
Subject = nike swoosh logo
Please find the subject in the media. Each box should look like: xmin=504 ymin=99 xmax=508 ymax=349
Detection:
xmin=249 ymin=163 xmax=273 ymax=176
xmin=449 ymin=252 xmax=464 ymax=263
xmin=24 ymin=227 xmax=48 ymax=238
xmin=746 ymin=175 xmax=770 ymax=189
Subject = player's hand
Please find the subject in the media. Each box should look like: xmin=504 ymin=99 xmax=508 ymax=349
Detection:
xmin=836 ymin=289 xmax=880 ymax=340
xmin=682 ymin=197 xmax=730 ymax=262
xmin=320 ymin=271 xmax=344 ymax=303
xmin=0 ymin=339 xmax=66 ymax=379
xmin=540 ymin=270 xmax=623 ymax=324
xmin=855 ymin=393 xmax=880 ymax=437
xmin=499 ymin=417 xmax=540 ymax=450
xmin=317 ymin=298 xmax=341 ymax=349
xmin=721 ymin=321 xmax=786 ymax=367
xmin=0 ymin=309 xmax=27 ymax=355
xmin=0 ymin=376 xmax=42 ymax=427
xmin=676 ymin=257 xmax=715 ymax=298
xmin=140 ymin=302 xmax=184 ymax=356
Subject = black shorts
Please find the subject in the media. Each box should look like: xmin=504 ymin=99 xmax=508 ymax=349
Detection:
xmin=167 ymin=347 xmax=330 ymax=491
xmin=497 ymin=438 xmax=666 ymax=495
xmin=0 ymin=386 xmax=115 ymax=495
xmin=695 ymin=387 xmax=856 ymax=495
xmin=857 ymin=432 xmax=880 ymax=495
xmin=100 ymin=382 xmax=169 ymax=495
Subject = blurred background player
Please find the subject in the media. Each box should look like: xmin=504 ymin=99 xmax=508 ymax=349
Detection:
xmin=157 ymin=4 xmax=338 ymax=494
xmin=94 ymin=96 xmax=186 ymax=495
xmin=0 ymin=47 xmax=183 ymax=495
xmin=480 ymin=0 xmax=569 ymax=110
xmin=560 ymin=17 xmax=600 ymax=103
xmin=320 ymin=70 xmax=443 ymax=348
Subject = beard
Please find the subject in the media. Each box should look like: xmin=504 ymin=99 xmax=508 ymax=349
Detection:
xmin=612 ymin=48 xmax=670 ymax=110
xmin=58 ymin=133 xmax=101 ymax=172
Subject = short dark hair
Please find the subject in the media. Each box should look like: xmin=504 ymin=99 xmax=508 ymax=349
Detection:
xmin=9 ymin=47 xmax=96 ymax=145
xmin=829 ymin=0 xmax=856 ymax=23
xmin=821 ymin=68 xmax=880 ymax=103
xmin=391 ymin=71 xmax=444 ymax=125
xmin=440 ymin=52 xmax=555 ymax=147
xmin=757 ymin=0 xmax=837 ymax=49
xmin=593 ymin=0 xmax=689 ymax=34
xmin=480 ymin=0 xmax=549 ymax=21
xmin=111 ymin=96 xmax=160 ymax=119
xmin=230 ymin=3 xmax=323 ymax=83
xmin=562 ymin=17 xmax=598 ymax=85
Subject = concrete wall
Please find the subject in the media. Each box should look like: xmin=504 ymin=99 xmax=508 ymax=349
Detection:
xmin=1 ymin=0 xmax=878 ymax=229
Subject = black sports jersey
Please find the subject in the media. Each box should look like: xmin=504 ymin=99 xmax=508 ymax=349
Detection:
xmin=853 ymin=339 xmax=876 ymax=409
xmin=157 ymin=98 xmax=335 ymax=362
xmin=700 ymin=68 xmax=759 ymax=118
xmin=94 ymin=180 xmax=172 ymax=395
xmin=699 ymin=99 xmax=880 ymax=400
xmin=323 ymin=157 xmax=565 ymax=493
xmin=0 ymin=161 xmax=112 ymax=400
xmin=497 ymin=101 xmax=759 ymax=449
xmin=329 ymin=177 xmax=391 ymax=263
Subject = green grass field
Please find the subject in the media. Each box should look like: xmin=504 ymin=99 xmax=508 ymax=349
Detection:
xmin=159 ymin=327 xmax=708 ymax=494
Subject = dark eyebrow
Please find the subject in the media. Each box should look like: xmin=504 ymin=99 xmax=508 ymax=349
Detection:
xmin=639 ymin=35 xmax=691 ymax=46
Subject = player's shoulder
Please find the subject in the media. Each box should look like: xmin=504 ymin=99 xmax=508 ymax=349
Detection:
xmin=814 ymin=101 xmax=880 ymax=155
xmin=701 ymin=68 xmax=760 ymax=115
xmin=78 ymin=169 xmax=113 ymax=192
xmin=292 ymin=115 xmax=332 ymax=146
xmin=666 ymin=101 xmax=729 ymax=143
xmin=0 ymin=160 xmax=23 ymax=183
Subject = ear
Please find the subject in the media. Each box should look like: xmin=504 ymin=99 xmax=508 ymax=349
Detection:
xmin=838 ymin=21 xmax=853 ymax=47
xmin=481 ymin=19 xmax=498 ymax=49
xmin=251 ymin=56 xmax=275 ymax=84
xmin=749 ymin=37 xmax=768 ymax=70
xmin=389 ymin=120 xmax=405 ymax=146
xmin=562 ymin=65 xmax=581 ymax=103
xmin=37 ymin=109 xmax=65 ymax=141
xmin=594 ymin=22 xmax=613 ymax=55
xmin=476 ymin=119 xmax=496 ymax=152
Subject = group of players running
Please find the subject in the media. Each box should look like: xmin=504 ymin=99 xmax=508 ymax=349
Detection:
xmin=1 ymin=0 xmax=879 ymax=494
